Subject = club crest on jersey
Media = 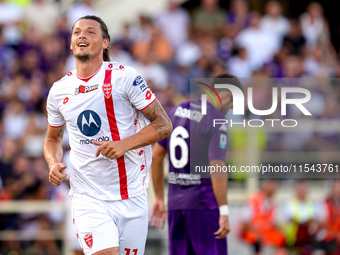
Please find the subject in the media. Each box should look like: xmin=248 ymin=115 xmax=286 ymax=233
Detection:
xmin=103 ymin=83 xmax=112 ymax=98
xmin=133 ymin=75 xmax=144 ymax=86
xmin=84 ymin=233 xmax=93 ymax=248
xmin=75 ymin=84 xmax=99 ymax=95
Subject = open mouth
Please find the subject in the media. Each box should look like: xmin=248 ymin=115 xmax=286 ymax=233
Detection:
xmin=78 ymin=42 xmax=89 ymax=48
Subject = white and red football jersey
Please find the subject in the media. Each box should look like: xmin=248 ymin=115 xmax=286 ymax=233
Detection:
xmin=47 ymin=61 xmax=156 ymax=200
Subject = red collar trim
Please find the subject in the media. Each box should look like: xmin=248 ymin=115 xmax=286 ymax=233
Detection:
xmin=76 ymin=66 xmax=101 ymax=83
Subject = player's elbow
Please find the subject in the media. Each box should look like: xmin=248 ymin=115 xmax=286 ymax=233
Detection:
xmin=162 ymin=116 xmax=173 ymax=139
xmin=152 ymin=114 xmax=172 ymax=140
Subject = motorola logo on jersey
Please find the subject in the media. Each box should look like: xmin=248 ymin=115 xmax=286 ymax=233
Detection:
xmin=77 ymin=110 xmax=101 ymax=136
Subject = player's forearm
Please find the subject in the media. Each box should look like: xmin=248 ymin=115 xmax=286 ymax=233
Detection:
xmin=43 ymin=138 xmax=64 ymax=167
xmin=151 ymin=160 xmax=165 ymax=200
xmin=151 ymin=143 xmax=167 ymax=200
xmin=210 ymin=160 xmax=228 ymax=206
xmin=123 ymin=117 xmax=172 ymax=151
xmin=211 ymin=177 xmax=228 ymax=206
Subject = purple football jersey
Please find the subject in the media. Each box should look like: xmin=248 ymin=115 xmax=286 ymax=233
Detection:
xmin=158 ymin=100 xmax=227 ymax=210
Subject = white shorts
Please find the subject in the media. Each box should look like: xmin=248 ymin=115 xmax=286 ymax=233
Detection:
xmin=71 ymin=192 xmax=148 ymax=255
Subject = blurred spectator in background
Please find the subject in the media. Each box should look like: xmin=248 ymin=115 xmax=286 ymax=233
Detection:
xmin=0 ymin=27 xmax=12 ymax=78
xmin=108 ymin=42 xmax=134 ymax=67
xmin=171 ymin=30 xmax=202 ymax=95
xmin=313 ymin=180 xmax=340 ymax=254
xmin=260 ymin=0 xmax=289 ymax=53
xmin=5 ymin=155 xmax=35 ymax=199
xmin=0 ymin=0 xmax=23 ymax=46
xmin=134 ymin=52 xmax=169 ymax=92
xmin=227 ymin=47 xmax=252 ymax=78
xmin=128 ymin=14 xmax=153 ymax=45
xmin=235 ymin=11 xmax=277 ymax=71
xmin=282 ymin=181 xmax=323 ymax=254
xmin=262 ymin=47 xmax=286 ymax=78
xmin=156 ymin=0 xmax=190 ymax=51
xmin=300 ymin=2 xmax=330 ymax=50
xmin=192 ymin=0 xmax=225 ymax=38
xmin=216 ymin=33 xmax=234 ymax=63
xmin=16 ymin=26 xmax=41 ymax=57
xmin=304 ymin=43 xmax=337 ymax=77
xmin=24 ymin=0 xmax=60 ymax=37
xmin=40 ymin=35 xmax=67 ymax=73
xmin=56 ymin=15 xmax=71 ymax=53
xmin=0 ymin=138 xmax=18 ymax=200
xmin=23 ymin=112 xmax=46 ymax=158
xmin=218 ymin=0 xmax=250 ymax=63
xmin=114 ymin=23 xmax=133 ymax=53
xmin=3 ymin=98 xmax=29 ymax=141
xmin=133 ymin=23 xmax=173 ymax=64
xmin=225 ymin=0 xmax=250 ymax=36
xmin=185 ymin=55 xmax=212 ymax=92
xmin=19 ymin=49 xmax=43 ymax=80
xmin=241 ymin=179 xmax=286 ymax=255
xmin=67 ymin=0 xmax=98 ymax=29
xmin=281 ymin=54 xmax=304 ymax=78
xmin=282 ymin=19 xmax=306 ymax=56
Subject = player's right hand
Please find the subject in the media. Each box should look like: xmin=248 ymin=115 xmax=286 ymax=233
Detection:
xmin=214 ymin=215 xmax=230 ymax=239
xmin=48 ymin=163 xmax=67 ymax=187
xmin=149 ymin=198 xmax=166 ymax=229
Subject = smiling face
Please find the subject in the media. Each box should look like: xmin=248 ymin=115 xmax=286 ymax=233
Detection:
xmin=70 ymin=19 xmax=109 ymax=63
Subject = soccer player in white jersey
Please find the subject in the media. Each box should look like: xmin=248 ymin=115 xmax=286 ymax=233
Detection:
xmin=43 ymin=15 xmax=172 ymax=255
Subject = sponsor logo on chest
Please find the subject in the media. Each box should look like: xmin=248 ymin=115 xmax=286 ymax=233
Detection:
xmin=75 ymin=84 xmax=99 ymax=95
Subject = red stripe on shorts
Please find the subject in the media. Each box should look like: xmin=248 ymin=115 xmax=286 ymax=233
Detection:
xmin=103 ymin=69 xmax=129 ymax=200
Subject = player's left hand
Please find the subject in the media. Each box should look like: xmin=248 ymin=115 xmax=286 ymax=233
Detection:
xmin=214 ymin=215 xmax=230 ymax=239
xmin=149 ymin=198 xmax=166 ymax=229
xmin=92 ymin=140 xmax=128 ymax=159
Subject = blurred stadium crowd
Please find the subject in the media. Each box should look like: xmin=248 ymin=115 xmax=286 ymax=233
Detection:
xmin=1 ymin=0 xmax=340 ymax=254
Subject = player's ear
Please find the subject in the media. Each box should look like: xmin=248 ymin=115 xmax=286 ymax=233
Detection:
xmin=226 ymin=91 xmax=234 ymax=103
xmin=220 ymin=90 xmax=229 ymax=102
xmin=103 ymin=38 xmax=109 ymax=50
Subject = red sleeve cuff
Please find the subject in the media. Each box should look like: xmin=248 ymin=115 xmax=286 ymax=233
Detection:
xmin=48 ymin=122 xmax=65 ymax=128
xmin=139 ymin=97 xmax=156 ymax=111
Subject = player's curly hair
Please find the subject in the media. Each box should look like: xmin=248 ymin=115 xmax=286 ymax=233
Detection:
xmin=73 ymin=15 xmax=111 ymax=61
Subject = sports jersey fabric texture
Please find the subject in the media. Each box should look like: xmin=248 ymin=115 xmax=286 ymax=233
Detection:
xmin=47 ymin=61 xmax=156 ymax=200
xmin=158 ymin=100 xmax=228 ymax=210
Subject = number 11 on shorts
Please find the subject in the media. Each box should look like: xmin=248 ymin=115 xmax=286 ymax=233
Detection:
xmin=124 ymin=248 xmax=138 ymax=255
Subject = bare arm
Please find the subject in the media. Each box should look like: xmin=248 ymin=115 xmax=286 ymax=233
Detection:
xmin=43 ymin=125 xmax=67 ymax=186
xmin=151 ymin=143 xmax=167 ymax=200
xmin=210 ymin=159 xmax=230 ymax=239
xmin=94 ymin=99 xmax=172 ymax=159
xmin=149 ymin=143 xmax=168 ymax=228
xmin=210 ymin=160 xmax=228 ymax=206
xmin=126 ymin=99 xmax=172 ymax=150
xmin=43 ymin=125 xmax=65 ymax=165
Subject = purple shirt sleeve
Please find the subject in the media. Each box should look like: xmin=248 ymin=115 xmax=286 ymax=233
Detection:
xmin=157 ymin=137 xmax=168 ymax=149
xmin=207 ymin=114 xmax=227 ymax=162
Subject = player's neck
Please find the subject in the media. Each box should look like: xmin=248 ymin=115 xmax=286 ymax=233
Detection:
xmin=76 ymin=57 xmax=103 ymax=79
